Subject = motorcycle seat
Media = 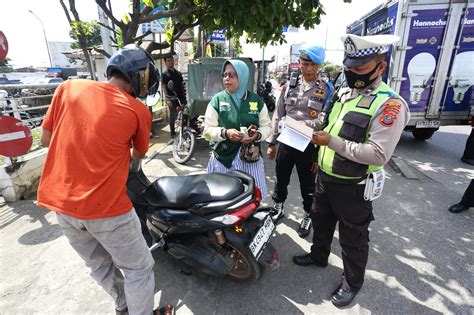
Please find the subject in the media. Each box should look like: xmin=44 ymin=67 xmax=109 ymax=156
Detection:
xmin=143 ymin=173 xmax=244 ymax=210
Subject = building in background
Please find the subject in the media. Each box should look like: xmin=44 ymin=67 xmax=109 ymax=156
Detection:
xmin=48 ymin=41 xmax=82 ymax=68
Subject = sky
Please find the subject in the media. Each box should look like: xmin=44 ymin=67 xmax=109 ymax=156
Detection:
xmin=0 ymin=0 xmax=386 ymax=68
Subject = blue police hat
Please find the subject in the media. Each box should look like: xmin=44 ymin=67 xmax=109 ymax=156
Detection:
xmin=298 ymin=43 xmax=325 ymax=65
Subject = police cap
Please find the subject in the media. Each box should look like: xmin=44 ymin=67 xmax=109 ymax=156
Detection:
xmin=298 ymin=43 xmax=325 ymax=65
xmin=341 ymin=34 xmax=400 ymax=67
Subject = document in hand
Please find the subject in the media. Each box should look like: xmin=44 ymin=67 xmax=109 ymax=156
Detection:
xmin=276 ymin=116 xmax=314 ymax=152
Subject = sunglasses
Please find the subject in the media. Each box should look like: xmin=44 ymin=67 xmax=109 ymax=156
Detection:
xmin=222 ymin=72 xmax=237 ymax=79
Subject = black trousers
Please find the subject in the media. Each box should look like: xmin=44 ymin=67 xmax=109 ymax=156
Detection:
xmin=310 ymin=174 xmax=374 ymax=290
xmin=169 ymin=105 xmax=177 ymax=135
xmin=462 ymin=128 xmax=474 ymax=160
xmin=462 ymin=179 xmax=474 ymax=207
xmin=272 ymin=143 xmax=316 ymax=212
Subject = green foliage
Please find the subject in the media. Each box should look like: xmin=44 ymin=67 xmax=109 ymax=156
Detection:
xmin=0 ymin=58 xmax=13 ymax=72
xmin=69 ymin=21 xmax=102 ymax=49
xmin=322 ymin=60 xmax=342 ymax=81
xmin=166 ymin=0 xmax=329 ymax=46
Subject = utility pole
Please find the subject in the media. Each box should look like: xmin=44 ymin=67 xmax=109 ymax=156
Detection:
xmin=28 ymin=10 xmax=52 ymax=67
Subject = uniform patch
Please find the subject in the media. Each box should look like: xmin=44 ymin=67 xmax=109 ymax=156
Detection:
xmin=380 ymin=99 xmax=401 ymax=123
xmin=380 ymin=113 xmax=396 ymax=126
xmin=219 ymin=102 xmax=231 ymax=112
xmin=249 ymin=102 xmax=258 ymax=111
xmin=357 ymin=95 xmax=377 ymax=109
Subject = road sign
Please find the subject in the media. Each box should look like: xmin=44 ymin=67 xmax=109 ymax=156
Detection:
xmin=140 ymin=5 xmax=168 ymax=34
xmin=0 ymin=116 xmax=33 ymax=157
xmin=0 ymin=31 xmax=8 ymax=62
xmin=210 ymin=30 xmax=226 ymax=42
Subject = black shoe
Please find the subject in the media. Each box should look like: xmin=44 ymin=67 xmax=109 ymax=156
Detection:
xmin=292 ymin=253 xmax=328 ymax=267
xmin=331 ymin=283 xmax=358 ymax=307
xmin=461 ymin=157 xmax=474 ymax=165
xmin=449 ymin=202 xmax=470 ymax=213
xmin=297 ymin=212 xmax=312 ymax=238
xmin=116 ymin=307 xmax=128 ymax=315
xmin=270 ymin=202 xmax=284 ymax=222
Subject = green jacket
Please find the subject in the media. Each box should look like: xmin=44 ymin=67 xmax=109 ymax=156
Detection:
xmin=207 ymin=90 xmax=265 ymax=168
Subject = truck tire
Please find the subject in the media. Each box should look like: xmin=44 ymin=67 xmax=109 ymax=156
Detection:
xmin=412 ymin=128 xmax=437 ymax=140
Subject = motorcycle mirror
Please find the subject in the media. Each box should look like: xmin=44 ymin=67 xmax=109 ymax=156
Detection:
xmin=167 ymin=80 xmax=174 ymax=90
xmin=145 ymin=91 xmax=161 ymax=107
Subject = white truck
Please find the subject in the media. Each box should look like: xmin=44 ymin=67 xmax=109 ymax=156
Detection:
xmin=347 ymin=0 xmax=474 ymax=140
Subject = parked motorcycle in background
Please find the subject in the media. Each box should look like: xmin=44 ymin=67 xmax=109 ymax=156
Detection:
xmin=257 ymin=81 xmax=276 ymax=112
xmin=127 ymin=159 xmax=279 ymax=282
xmin=167 ymin=81 xmax=205 ymax=164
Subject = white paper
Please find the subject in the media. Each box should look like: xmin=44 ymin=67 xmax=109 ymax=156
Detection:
xmin=276 ymin=116 xmax=313 ymax=152
xmin=277 ymin=127 xmax=311 ymax=152
xmin=285 ymin=116 xmax=314 ymax=138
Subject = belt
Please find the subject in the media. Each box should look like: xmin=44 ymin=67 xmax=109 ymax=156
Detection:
xmin=319 ymin=171 xmax=367 ymax=185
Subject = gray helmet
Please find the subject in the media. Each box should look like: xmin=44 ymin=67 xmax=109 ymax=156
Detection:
xmin=107 ymin=44 xmax=159 ymax=97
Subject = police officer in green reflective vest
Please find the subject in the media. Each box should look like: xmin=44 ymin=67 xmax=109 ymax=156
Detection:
xmin=293 ymin=34 xmax=410 ymax=307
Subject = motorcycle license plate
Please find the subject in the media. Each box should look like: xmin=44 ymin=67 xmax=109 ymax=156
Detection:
xmin=249 ymin=215 xmax=275 ymax=258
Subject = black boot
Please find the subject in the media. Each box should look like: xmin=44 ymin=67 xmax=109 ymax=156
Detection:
xmin=448 ymin=202 xmax=469 ymax=213
xmin=331 ymin=283 xmax=358 ymax=307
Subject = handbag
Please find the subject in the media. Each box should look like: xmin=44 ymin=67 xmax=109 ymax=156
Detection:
xmin=239 ymin=142 xmax=260 ymax=163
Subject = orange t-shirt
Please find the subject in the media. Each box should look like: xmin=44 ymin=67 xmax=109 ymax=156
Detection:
xmin=37 ymin=79 xmax=151 ymax=219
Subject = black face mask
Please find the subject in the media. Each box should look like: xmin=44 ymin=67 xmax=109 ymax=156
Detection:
xmin=344 ymin=62 xmax=381 ymax=89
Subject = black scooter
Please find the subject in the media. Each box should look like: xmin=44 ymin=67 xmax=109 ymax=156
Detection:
xmin=127 ymin=160 xmax=279 ymax=282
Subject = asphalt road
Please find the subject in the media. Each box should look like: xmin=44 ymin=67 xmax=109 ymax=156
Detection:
xmin=0 ymin=125 xmax=472 ymax=314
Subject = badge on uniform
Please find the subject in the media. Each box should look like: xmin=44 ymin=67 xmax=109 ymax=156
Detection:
xmin=379 ymin=99 xmax=401 ymax=127
xmin=357 ymin=95 xmax=377 ymax=109
xmin=249 ymin=101 xmax=258 ymax=111
xmin=219 ymin=102 xmax=231 ymax=112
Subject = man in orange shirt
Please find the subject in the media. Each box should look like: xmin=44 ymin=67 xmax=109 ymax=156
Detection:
xmin=37 ymin=45 xmax=158 ymax=314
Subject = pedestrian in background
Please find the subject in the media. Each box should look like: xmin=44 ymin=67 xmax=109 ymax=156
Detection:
xmin=293 ymin=34 xmax=410 ymax=307
xmin=37 ymin=45 xmax=163 ymax=314
xmin=266 ymin=43 xmax=333 ymax=238
xmin=203 ymin=59 xmax=271 ymax=197
xmin=162 ymin=55 xmax=187 ymax=139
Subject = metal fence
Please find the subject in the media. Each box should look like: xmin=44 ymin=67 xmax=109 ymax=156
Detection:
xmin=0 ymin=83 xmax=60 ymax=165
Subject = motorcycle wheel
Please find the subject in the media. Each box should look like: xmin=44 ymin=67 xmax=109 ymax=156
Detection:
xmin=173 ymin=129 xmax=196 ymax=164
xmin=226 ymin=240 xmax=262 ymax=282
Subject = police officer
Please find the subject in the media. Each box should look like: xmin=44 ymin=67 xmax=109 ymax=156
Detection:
xmin=266 ymin=43 xmax=332 ymax=238
xmin=292 ymin=34 xmax=410 ymax=307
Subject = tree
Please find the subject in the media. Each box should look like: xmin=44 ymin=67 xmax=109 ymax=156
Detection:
xmin=0 ymin=58 xmax=13 ymax=73
xmin=59 ymin=0 xmax=97 ymax=80
xmin=93 ymin=0 xmax=350 ymax=59
xmin=69 ymin=21 xmax=102 ymax=50
xmin=322 ymin=61 xmax=342 ymax=82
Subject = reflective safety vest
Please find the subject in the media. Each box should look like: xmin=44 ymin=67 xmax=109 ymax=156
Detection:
xmin=318 ymin=82 xmax=400 ymax=180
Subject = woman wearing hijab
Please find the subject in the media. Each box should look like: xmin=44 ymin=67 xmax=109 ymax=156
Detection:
xmin=203 ymin=59 xmax=272 ymax=197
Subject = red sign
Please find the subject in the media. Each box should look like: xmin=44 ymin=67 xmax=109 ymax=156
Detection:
xmin=0 ymin=116 xmax=33 ymax=157
xmin=0 ymin=31 xmax=8 ymax=62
